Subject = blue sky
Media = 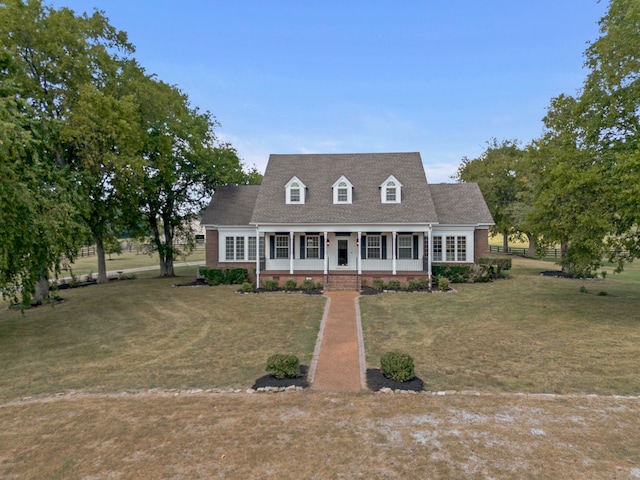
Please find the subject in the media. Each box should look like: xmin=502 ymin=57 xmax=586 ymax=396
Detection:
xmin=52 ymin=0 xmax=607 ymax=183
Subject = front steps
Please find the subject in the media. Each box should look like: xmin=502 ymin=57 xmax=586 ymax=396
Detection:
xmin=326 ymin=274 xmax=359 ymax=291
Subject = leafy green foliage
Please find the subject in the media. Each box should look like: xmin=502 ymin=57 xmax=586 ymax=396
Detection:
xmin=263 ymin=280 xmax=279 ymax=291
xmin=300 ymin=279 xmax=316 ymax=292
xmin=200 ymin=268 xmax=248 ymax=286
xmin=372 ymin=278 xmax=385 ymax=290
xmin=387 ymin=280 xmax=401 ymax=290
xmin=380 ymin=352 xmax=415 ymax=383
xmin=283 ymin=279 xmax=297 ymax=291
xmin=266 ymin=354 xmax=301 ymax=379
xmin=240 ymin=282 xmax=254 ymax=292
xmin=437 ymin=277 xmax=450 ymax=291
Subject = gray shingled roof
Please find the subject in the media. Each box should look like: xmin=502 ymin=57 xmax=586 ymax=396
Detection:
xmin=428 ymin=183 xmax=494 ymax=225
xmin=250 ymin=152 xmax=439 ymax=224
xmin=201 ymin=185 xmax=260 ymax=226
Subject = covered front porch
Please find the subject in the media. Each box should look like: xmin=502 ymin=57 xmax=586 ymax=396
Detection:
xmin=256 ymin=227 xmax=436 ymax=288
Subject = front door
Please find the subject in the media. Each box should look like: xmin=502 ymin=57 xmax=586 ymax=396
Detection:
xmin=337 ymin=239 xmax=348 ymax=266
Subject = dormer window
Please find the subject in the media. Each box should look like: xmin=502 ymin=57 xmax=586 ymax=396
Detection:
xmin=380 ymin=175 xmax=402 ymax=204
xmin=332 ymin=175 xmax=353 ymax=204
xmin=285 ymin=176 xmax=306 ymax=204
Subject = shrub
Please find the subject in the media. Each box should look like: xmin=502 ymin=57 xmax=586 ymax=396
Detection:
xmin=407 ymin=277 xmax=429 ymax=290
xmin=315 ymin=281 xmax=323 ymax=290
xmin=380 ymin=352 xmax=415 ymax=382
xmin=266 ymin=354 xmax=301 ymax=379
xmin=200 ymin=268 xmax=248 ymax=285
xmin=241 ymin=282 xmax=253 ymax=292
xmin=495 ymin=258 xmax=512 ymax=271
xmin=263 ymin=279 xmax=279 ymax=291
xmin=387 ymin=280 xmax=401 ymax=290
xmin=437 ymin=276 xmax=450 ymax=291
xmin=372 ymin=278 xmax=385 ymax=290
xmin=283 ymin=279 xmax=297 ymax=291
xmin=300 ymin=279 xmax=315 ymax=292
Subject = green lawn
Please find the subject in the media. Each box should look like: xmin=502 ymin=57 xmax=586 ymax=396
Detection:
xmin=2 ymin=257 xmax=639 ymax=402
xmin=360 ymin=257 xmax=640 ymax=395
xmin=0 ymin=272 xmax=325 ymax=401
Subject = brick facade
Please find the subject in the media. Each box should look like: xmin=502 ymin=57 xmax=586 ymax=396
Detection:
xmin=474 ymin=228 xmax=489 ymax=260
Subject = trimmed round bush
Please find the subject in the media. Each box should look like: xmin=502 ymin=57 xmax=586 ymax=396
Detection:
xmin=380 ymin=351 xmax=415 ymax=382
xmin=266 ymin=354 xmax=301 ymax=379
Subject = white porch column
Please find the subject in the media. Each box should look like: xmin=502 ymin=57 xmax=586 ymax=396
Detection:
xmin=392 ymin=231 xmax=397 ymax=275
xmin=323 ymin=231 xmax=328 ymax=274
xmin=255 ymin=227 xmax=260 ymax=287
xmin=427 ymin=226 xmax=433 ymax=286
xmin=357 ymin=231 xmax=362 ymax=275
xmin=289 ymin=231 xmax=294 ymax=274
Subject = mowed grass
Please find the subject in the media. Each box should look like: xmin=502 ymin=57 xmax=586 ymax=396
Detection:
xmin=0 ymin=273 xmax=325 ymax=402
xmin=360 ymin=257 xmax=640 ymax=395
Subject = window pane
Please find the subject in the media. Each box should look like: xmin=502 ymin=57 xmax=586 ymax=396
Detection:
xmin=290 ymin=188 xmax=300 ymax=202
xmin=446 ymin=236 xmax=455 ymax=261
xmin=248 ymin=237 xmax=257 ymax=261
xmin=276 ymin=235 xmax=289 ymax=259
xmin=457 ymin=236 xmax=466 ymax=262
xmin=367 ymin=235 xmax=381 ymax=259
xmin=337 ymin=188 xmax=348 ymax=202
xmin=235 ymin=236 xmax=244 ymax=260
xmin=306 ymin=235 xmax=320 ymax=259
xmin=433 ymin=236 xmax=442 ymax=262
xmin=225 ymin=237 xmax=235 ymax=261
xmin=386 ymin=187 xmax=396 ymax=202
xmin=398 ymin=235 xmax=412 ymax=259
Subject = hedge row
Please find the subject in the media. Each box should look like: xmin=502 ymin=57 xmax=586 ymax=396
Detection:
xmin=200 ymin=267 xmax=248 ymax=285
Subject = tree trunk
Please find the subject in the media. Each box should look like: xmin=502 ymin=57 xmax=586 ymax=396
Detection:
xmin=502 ymin=229 xmax=509 ymax=253
xmin=33 ymin=275 xmax=49 ymax=305
xmin=96 ymin=238 xmax=108 ymax=284
xmin=526 ymin=232 xmax=537 ymax=258
xmin=561 ymin=242 xmax=570 ymax=274
xmin=160 ymin=219 xmax=175 ymax=277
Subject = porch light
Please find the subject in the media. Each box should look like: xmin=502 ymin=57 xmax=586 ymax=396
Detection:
xmin=326 ymin=239 xmax=330 ymax=247
xmin=356 ymin=240 xmax=359 ymax=247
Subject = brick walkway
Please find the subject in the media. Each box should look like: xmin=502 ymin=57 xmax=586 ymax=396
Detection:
xmin=309 ymin=291 xmax=365 ymax=392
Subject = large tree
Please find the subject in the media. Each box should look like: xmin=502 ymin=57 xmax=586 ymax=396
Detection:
xmin=455 ymin=139 xmax=529 ymax=252
xmin=0 ymin=0 xmax=135 ymax=298
xmin=530 ymin=0 xmax=640 ymax=273
xmin=129 ymin=70 xmax=257 ymax=276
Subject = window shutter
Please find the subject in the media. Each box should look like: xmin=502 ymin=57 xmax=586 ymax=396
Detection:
xmin=413 ymin=235 xmax=419 ymax=259
xmin=361 ymin=235 xmax=367 ymax=259
xmin=300 ymin=236 xmax=305 ymax=259
xmin=269 ymin=236 xmax=275 ymax=259
xmin=320 ymin=235 xmax=325 ymax=259
xmin=382 ymin=235 xmax=387 ymax=259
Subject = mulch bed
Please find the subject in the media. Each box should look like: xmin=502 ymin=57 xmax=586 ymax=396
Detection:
xmin=540 ymin=270 xmax=596 ymax=279
xmin=366 ymin=368 xmax=425 ymax=392
xmin=252 ymin=365 xmax=309 ymax=389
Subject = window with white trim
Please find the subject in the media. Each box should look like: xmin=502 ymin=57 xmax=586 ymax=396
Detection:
xmin=398 ymin=235 xmax=413 ymax=259
xmin=386 ymin=181 xmax=397 ymax=202
xmin=306 ymin=235 xmax=320 ymax=259
xmin=285 ymin=176 xmax=306 ymax=204
xmin=225 ymin=236 xmax=246 ymax=261
xmin=367 ymin=235 xmax=381 ymax=259
xmin=446 ymin=236 xmax=456 ymax=261
xmin=248 ymin=237 xmax=257 ymax=261
xmin=337 ymin=182 xmax=348 ymax=202
xmin=275 ymin=235 xmax=289 ymax=259
xmin=432 ymin=236 xmax=442 ymax=262
xmin=332 ymin=175 xmax=353 ymax=204
xmin=457 ymin=237 xmax=467 ymax=262
xmin=290 ymin=182 xmax=300 ymax=202
xmin=431 ymin=235 xmax=468 ymax=262
xmin=380 ymin=175 xmax=402 ymax=203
